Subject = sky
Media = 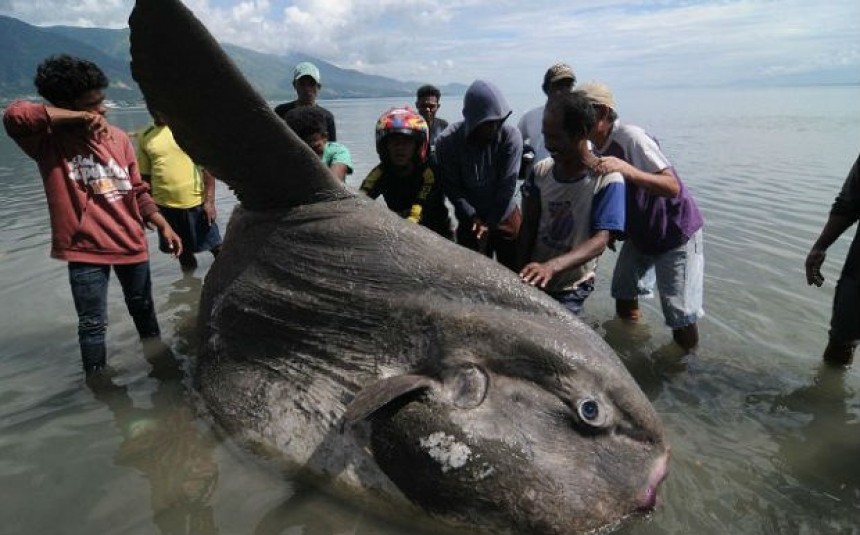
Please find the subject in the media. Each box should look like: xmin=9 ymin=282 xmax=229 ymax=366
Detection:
xmin=1 ymin=0 xmax=858 ymax=96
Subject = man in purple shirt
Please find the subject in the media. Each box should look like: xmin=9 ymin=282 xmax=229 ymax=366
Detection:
xmin=580 ymin=82 xmax=705 ymax=352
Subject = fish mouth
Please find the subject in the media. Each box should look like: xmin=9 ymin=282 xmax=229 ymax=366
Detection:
xmin=636 ymin=449 xmax=670 ymax=511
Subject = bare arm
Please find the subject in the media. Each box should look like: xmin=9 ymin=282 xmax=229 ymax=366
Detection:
xmin=202 ymin=168 xmax=217 ymax=223
xmin=807 ymin=155 xmax=860 ymax=286
xmin=805 ymin=213 xmax=855 ymax=286
xmin=145 ymin=211 xmax=184 ymax=257
xmin=329 ymin=163 xmax=349 ymax=183
xmin=520 ymin=230 xmax=611 ymax=289
xmin=595 ymin=157 xmax=679 ymax=197
xmin=45 ymin=106 xmax=111 ymax=139
xmin=516 ymin=192 xmax=541 ymax=271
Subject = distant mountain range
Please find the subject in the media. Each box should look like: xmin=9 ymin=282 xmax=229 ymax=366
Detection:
xmin=0 ymin=15 xmax=467 ymax=105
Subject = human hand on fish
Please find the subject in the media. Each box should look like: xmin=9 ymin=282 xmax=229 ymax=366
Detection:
xmin=519 ymin=260 xmax=556 ymax=288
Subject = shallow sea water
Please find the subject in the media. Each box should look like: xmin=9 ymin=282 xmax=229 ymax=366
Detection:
xmin=1 ymin=86 xmax=859 ymax=534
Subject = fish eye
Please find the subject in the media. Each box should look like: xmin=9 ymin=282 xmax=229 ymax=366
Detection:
xmin=577 ymin=398 xmax=601 ymax=425
xmin=441 ymin=364 xmax=489 ymax=409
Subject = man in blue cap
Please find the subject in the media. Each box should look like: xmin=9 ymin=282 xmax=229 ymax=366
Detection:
xmin=274 ymin=61 xmax=337 ymax=141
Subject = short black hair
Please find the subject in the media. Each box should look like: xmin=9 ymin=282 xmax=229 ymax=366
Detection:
xmin=545 ymin=91 xmax=596 ymax=139
xmin=34 ymin=54 xmax=108 ymax=106
xmin=284 ymin=106 xmax=328 ymax=140
xmin=416 ymin=84 xmax=441 ymax=100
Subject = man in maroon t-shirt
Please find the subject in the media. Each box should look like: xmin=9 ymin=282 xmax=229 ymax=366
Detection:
xmin=3 ymin=54 xmax=182 ymax=376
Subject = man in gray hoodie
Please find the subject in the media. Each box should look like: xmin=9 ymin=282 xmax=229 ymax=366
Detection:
xmin=436 ymin=80 xmax=523 ymax=270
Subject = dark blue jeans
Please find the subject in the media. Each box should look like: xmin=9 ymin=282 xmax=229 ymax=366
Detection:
xmin=68 ymin=261 xmax=160 ymax=369
xmin=549 ymin=278 xmax=596 ymax=317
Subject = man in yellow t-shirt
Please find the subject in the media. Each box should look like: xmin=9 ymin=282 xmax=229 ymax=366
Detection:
xmin=136 ymin=110 xmax=222 ymax=270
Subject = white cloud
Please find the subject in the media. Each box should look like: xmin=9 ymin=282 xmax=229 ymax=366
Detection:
xmin=0 ymin=0 xmax=131 ymax=27
xmin=1 ymin=0 xmax=858 ymax=92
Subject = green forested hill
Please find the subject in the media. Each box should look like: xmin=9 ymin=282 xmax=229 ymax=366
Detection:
xmin=0 ymin=16 xmax=138 ymax=101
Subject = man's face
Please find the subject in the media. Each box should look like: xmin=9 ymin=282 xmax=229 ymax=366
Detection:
xmin=542 ymin=110 xmax=579 ymax=166
xmin=415 ymin=95 xmax=439 ymax=124
xmin=294 ymin=76 xmax=320 ymax=105
xmin=590 ymin=104 xmax=613 ymax=143
xmin=547 ymin=78 xmax=574 ymax=97
xmin=385 ymin=134 xmax=417 ymax=168
xmin=471 ymin=120 xmax=502 ymax=145
xmin=72 ymin=89 xmax=107 ymax=115
xmin=304 ymin=132 xmax=327 ymax=156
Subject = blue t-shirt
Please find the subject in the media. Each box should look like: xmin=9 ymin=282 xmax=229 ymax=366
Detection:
xmin=595 ymin=120 xmax=703 ymax=254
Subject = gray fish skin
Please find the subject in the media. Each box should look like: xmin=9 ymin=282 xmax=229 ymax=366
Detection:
xmin=129 ymin=1 xmax=670 ymax=533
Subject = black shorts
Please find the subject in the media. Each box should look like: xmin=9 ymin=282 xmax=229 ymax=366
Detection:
xmin=157 ymin=204 xmax=223 ymax=254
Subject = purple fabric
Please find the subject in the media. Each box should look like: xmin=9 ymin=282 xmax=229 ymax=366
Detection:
xmin=599 ymin=124 xmax=703 ymax=254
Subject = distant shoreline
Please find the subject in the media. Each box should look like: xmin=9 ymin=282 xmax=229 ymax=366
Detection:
xmin=3 ymin=82 xmax=859 ymax=111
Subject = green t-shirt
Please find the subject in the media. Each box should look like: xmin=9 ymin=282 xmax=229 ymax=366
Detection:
xmin=322 ymin=142 xmax=353 ymax=174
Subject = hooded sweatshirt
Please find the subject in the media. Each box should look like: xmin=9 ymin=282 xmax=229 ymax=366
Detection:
xmin=436 ymin=80 xmax=523 ymax=227
xmin=3 ymin=101 xmax=158 ymax=264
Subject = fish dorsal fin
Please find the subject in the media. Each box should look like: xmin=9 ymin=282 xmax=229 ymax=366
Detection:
xmin=128 ymin=0 xmax=347 ymax=210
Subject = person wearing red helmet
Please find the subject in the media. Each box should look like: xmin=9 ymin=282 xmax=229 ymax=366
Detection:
xmin=360 ymin=107 xmax=452 ymax=239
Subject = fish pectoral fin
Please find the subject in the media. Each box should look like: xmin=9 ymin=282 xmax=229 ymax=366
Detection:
xmin=342 ymin=375 xmax=436 ymax=427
